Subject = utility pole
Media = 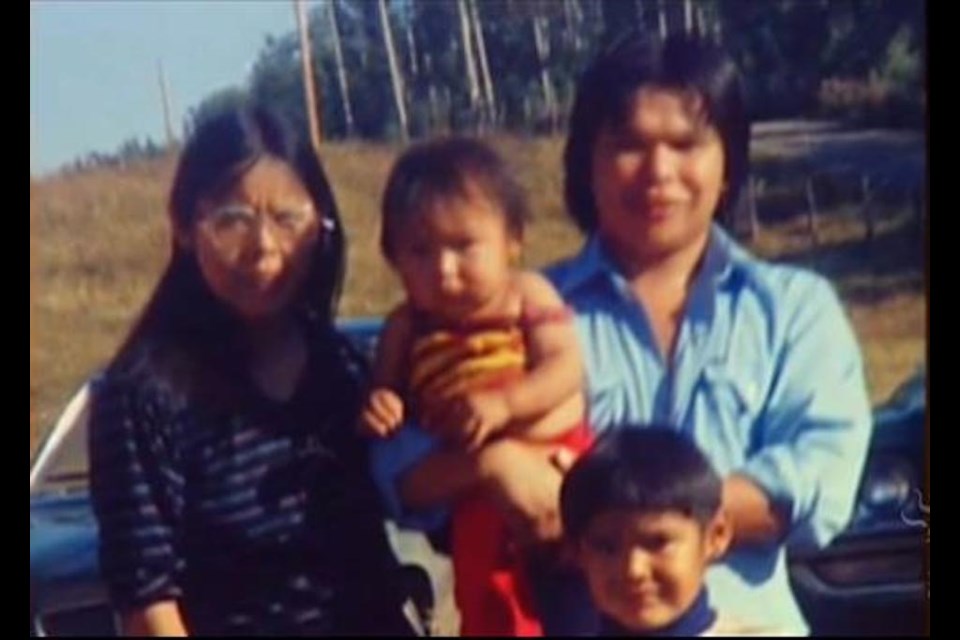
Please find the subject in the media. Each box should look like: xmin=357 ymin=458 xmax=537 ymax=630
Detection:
xmin=157 ymin=59 xmax=176 ymax=146
xmin=294 ymin=0 xmax=322 ymax=150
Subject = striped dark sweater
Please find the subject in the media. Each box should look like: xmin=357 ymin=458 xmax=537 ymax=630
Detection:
xmin=88 ymin=328 xmax=412 ymax=635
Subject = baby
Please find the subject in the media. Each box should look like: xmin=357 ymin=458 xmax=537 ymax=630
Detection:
xmin=360 ymin=137 xmax=590 ymax=636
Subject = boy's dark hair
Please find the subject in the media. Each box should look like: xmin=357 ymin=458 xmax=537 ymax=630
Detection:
xmin=563 ymin=30 xmax=749 ymax=234
xmin=561 ymin=427 xmax=723 ymax=542
xmin=380 ymin=136 xmax=529 ymax=262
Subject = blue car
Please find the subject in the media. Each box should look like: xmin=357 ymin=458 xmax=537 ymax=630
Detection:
xmin=30 ymin=318 xmax=927 ymax=636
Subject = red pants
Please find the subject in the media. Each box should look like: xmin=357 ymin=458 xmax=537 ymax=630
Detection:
xmin=451 ymin=423 xmax=593 ymax=636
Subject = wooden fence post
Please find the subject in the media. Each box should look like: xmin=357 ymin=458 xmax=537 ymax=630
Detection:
xmin=861 ymin=173 xmax=875 ymax=244
xmin=747 ymin=176 xmax=761 ymax=243
xmin=913 ymin=186 xmax=925 ymax=237
xmin=805 ymin=176 xmax=819 ymax=247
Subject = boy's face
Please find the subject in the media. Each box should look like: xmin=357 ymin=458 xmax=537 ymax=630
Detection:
xmin=576 ymin=508 xmax=731 ymax=632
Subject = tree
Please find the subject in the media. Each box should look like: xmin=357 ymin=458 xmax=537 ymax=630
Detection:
xmin=328 ymin=0 xmax=356 ymax=136
xmin=184 ymin=86 xmax=250 ymax=137
xmin=379 ymin=0 xmax=410 ymax=140
xmin=248 ymin=33 xmax=310 ymax=138
xmin=469 ymin=0 xmax=497 ymax=125
xmin=457 ymin=0 xmax=483 ymax=124
xmin=174 ymin=0 xmax=926 ymax=148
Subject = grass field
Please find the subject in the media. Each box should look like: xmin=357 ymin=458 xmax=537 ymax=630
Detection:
xmin=29 ymin=134 xmax=926 ymax=456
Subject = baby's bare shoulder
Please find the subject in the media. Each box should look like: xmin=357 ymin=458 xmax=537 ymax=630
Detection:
xmin=513 ymin=270 xmax=564 ymax=305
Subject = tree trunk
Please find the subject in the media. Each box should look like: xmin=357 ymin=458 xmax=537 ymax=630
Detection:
xmin=294 ymin=0 xmax=322 ymax=149
xmin=457 ymin=0 xmax=483 ymax=116
xmin=378 ymin=0 xmax=409 ymax=141
xmin=532 ymin=14 xmax=557 ymax=130
xmin=428 ymin=83 xmax=442 ymax=133
xmin=658 ymin=0 xmax=668 ymax=39
xmin=564 ymin=0 xmax=582 ymax=50
xmin=683 ymin=0 xmax=694 ymax=34
xmin=405 ymin=3 xmax=419 ymax=77
xmin=328 ymin=0 xmax=355 ymax=137
xmin=468 ymin=0 xmax=496 ymax=124
xmin=713 ymin=3 xmax=724 ymax=43
xmin=634 ymin=0 xmax=646 ymax=32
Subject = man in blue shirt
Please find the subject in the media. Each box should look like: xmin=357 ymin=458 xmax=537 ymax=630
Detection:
xmin=372 ymin=32 xmax=871 ymax=635
xmin=544 ymin=225 xmax=871 ymax=633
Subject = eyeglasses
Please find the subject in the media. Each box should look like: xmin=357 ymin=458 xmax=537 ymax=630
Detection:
xmin=198 ymin=203 xmax=320 ymax=250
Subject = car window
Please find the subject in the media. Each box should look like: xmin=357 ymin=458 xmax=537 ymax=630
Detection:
xmin=31 ymin=409 xmax=90 ymax=496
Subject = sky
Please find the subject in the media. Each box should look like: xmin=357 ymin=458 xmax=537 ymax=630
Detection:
xmin=30 ymin=0 xmax=307 ymax=175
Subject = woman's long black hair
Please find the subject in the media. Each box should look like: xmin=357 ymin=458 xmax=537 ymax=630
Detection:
xmin=106 ymin=104 xmax=351 ymax=412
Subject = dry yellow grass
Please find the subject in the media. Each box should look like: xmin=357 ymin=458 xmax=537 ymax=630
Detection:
xmin=29 ymin=137 xmax=926 ymax=455
xmin=31 ymin=158 xmax=176 ymax=452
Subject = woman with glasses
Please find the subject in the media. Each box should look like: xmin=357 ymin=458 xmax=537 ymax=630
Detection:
xmin=87 ymin=105 xmax=417 ymax=636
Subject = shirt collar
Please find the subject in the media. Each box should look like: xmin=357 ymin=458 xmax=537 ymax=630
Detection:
xmin=555 ymin=223 xmax=751 ymax=299
xmin=599 ymin=588 xmax=717 ymax=636
xmin=551 ymin=233 xmax=617 ymax=295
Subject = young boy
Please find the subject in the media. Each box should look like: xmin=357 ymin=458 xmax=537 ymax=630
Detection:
xmin=561 ymin=428 xmax=781 ymax=636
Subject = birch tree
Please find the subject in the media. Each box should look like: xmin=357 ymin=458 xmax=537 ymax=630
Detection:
xmin=457 ymin=0 xmax=483 ymax=119
xmin=378 ymin=0 xmax=409 ymax=140
xmin=328 ymin=0 xmax=355 ymax=136
xmin=468 ymin=0 xmax=496 ymax=124
xmin=563 ymin=0 xmax=583 ymax=52
xmin=658 ymin=0 xmax=668 ymax=39
xmin=405 ymin=6 xmax=419 ymax=77
xmin=532 ymin=12 xmax=557 ymax=130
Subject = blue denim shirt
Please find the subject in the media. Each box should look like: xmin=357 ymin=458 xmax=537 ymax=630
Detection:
xmin=371 ymin=225 xmax=872 ymax=634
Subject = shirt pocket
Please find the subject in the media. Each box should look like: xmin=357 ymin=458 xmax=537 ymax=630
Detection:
xmin=691 ymin=361 xmax=766 ymax=465
xmin=585 ymin=359 xmax=637 ymax=429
